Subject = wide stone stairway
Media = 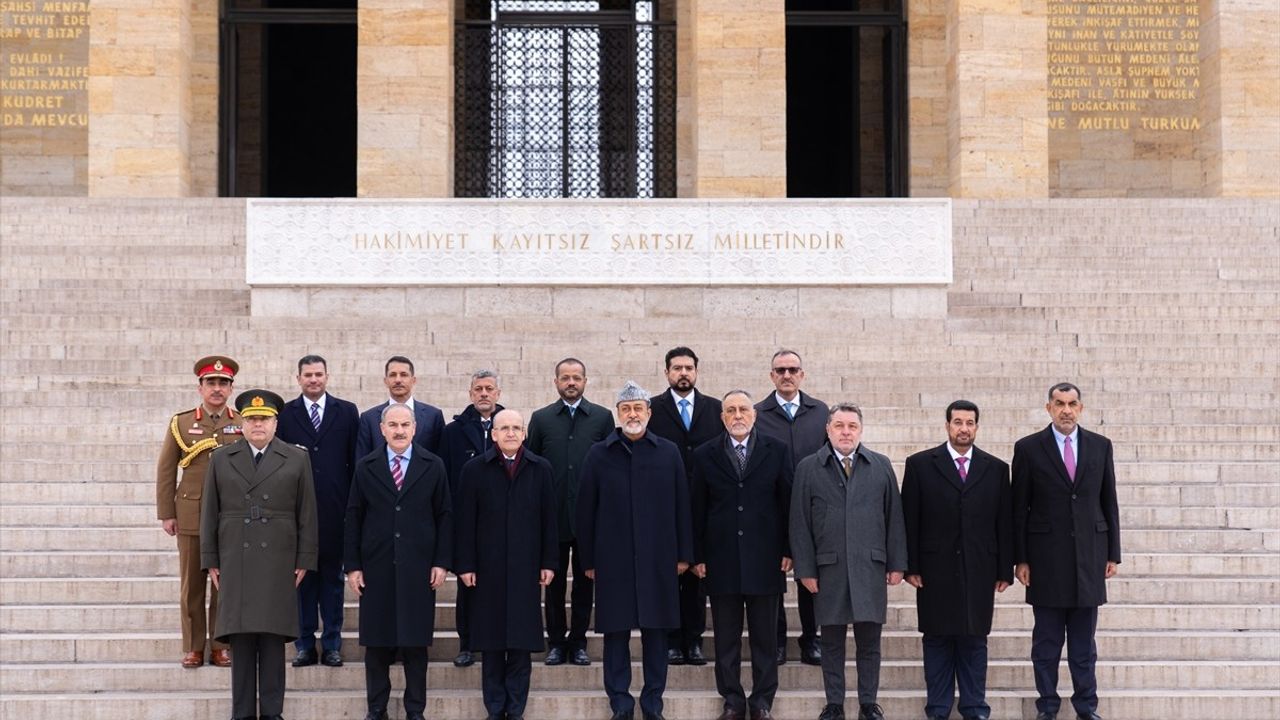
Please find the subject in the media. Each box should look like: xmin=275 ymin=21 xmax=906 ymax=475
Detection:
xmin=1 ymin=198 xmax=1277 ymax=719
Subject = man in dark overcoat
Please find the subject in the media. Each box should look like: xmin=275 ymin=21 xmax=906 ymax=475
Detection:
xmin=525 ymin=357 xmax=614 ymax=666
xmin=646 ymin=346 xmax=722 ymax=665
xmin=1013 ymin=383 xmax=1121 ymax=720
xmin=345 ymin=403 xmax=452 ymax=720
xmin=902 ymin=400 xmax=1012 ymax=720
xmin=576 ymin=381 xmax=694 ymax=720
xmin=440 ymin=369 xmax=505 ymax=668
xmin=690 ymin=389 xmax=793 ymax=720
xmin=201 ymin=389 xmax=319 ymax=720
xmin=790 ymin=403 xmax=907 ymax=720
xmin=276 ymin=353 xmax=360 ymax=668
xmin=454 ymin=408 xmax=559 ymax=720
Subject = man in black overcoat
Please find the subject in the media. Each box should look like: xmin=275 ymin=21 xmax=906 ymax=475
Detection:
xmin=690 ymin=390 xmax=793 ymax=720
xmin=902 ymin=400 xmax=1012 ymax=720
xmin=454 ymin=408 xmax=559 ymax=720
xmin=576 ymin=381 xmax=694 ymax=720
xmin=1013 ymin=383 xmax=1121 ymax=720
xmin=646 ymin=346 xmax=722 ymax=665
xmin=345 ymin=403 xmax=452 ymax=720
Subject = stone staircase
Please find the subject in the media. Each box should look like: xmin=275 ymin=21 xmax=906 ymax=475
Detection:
xmin=1 ymin=197 xmax=1277 ymax=719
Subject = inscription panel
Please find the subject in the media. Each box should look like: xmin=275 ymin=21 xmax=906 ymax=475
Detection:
xmin=246 ymin=199 xmax=953 ymax=286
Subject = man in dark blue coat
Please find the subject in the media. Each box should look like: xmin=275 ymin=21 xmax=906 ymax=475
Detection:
xmin=576 ymin=381 xmax=694 ymax=720
xmin=440 ymin=369 xmax=505 ymax=668
xmin=454 ymin=409 xmax=559 ymax=720
xmin=276 ymin=354 xmax=360 ymax=668
xmin=355 ymin=356 xmax=445 ymax=459
xmin=691 ymin=390 xmax=793 ymax=720
xmin=345 ymin=403 xmax=452 ymax=720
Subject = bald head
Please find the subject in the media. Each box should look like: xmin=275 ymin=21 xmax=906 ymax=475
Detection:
xmin=492 ymin=408 xmax=526 ymax=455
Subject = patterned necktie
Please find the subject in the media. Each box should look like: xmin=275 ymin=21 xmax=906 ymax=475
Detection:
xmin=735 ymin=443 xmax=747 ymax=472
xmin=955 ymin=456 xmax=968 ymax=482
xmin=310 ymin=402 xmax=321 ymax=431
xmin=1063 ymin=436 xmax=1076 ymax=482
xmin=785 ymin=402 xmax=796 ymax=420
xmin=567 ymin=405 xmax=576 ymax=418
xmin=391 ymin=454 xmax=404 ymax=491
xmin=841 ymin=455 xmax=853 ymax=479
xmin=679 ymin=399 xmax=692 ymax=430
xmin=481 ymin=419 xmax=492 ymax=449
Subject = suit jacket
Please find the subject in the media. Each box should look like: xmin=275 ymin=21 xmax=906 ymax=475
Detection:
xmin=440 ymin=403 xmax=505 ymax=496
xmin=200 ymin=438 xmax=318 ymax=641
xmin=902 ymin=442 xmax=1012 ymax=636
xmin=355 ymin=399 xmax=445 ymax=461
xmin=156 ymin=405 xmax=242 ymax=536
xmin=276 ymin=392 xmax=360 ymax=559
xmin=754 ymin=390 xmax=830 ymax=470
xmin=525 ymin=397 xmax=615 ymax=541
xmin=1012 ymin=425 xmax=1121 ymax=608
xmin=790 ymin=443 xmax=907 ymax=626
xmin=691 ymin=431 xmax=793 ymax=596
xmin=647 ymin=388 xmax=723 ymax=480
xmin=344 ymin=443 xmax=452 ymax=647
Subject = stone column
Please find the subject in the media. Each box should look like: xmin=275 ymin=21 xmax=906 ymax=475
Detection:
xmin=946 ymin=0 xmax=1049 ymax=197
xmin=357 ymin=0 xmax=453 ymax=197
xmin=909 ymin=0 xmax=951 ymax=196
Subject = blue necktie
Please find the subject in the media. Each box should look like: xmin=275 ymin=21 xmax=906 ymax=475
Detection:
xmin=679 ymin=399 xmax=691 ymax=430
xmin=309 ymin=402 xmax=321 ymax=431
xmin=784 ymin=402 xmax=796 ymax=420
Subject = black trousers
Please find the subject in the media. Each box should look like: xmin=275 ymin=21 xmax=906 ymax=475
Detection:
xmin=482 ymin=650 xmax=533 ymax=717
xmin=295 ymin=550 xmax=344 ymax=653
xmin=922 ymin=633 xmax=990 ymax=719
xmin=545 ymin=540 xmax=593 ymax=651
xmin=365 ymin=645 xmax=428 ymax=715
xmin=819 ymin=622 xmax=882 ymax=706
xmin=777 ymin=577 xmax=818 ymax=650
xmin=710 ymin=593 xmax=780 ymax=714
xmin=603 ymin=628 xmax=668 ymax=716
xmin=1031 ymin=605 xmax=1099 ymax=716
xmin=456 ymin=582 xmax=474 ymax=651
xmin=228 ymin=632 xmax=286 ymax=718
xmin=667 ymin=571 xmax=707 ymax=651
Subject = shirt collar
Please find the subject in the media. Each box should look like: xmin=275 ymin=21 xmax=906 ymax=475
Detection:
xmin=947 ymin=444 xmax=973 ymax=461
xmin=671 ymin=388 xmax=694 ymax=407
xmin=774 ymin=391 xmax=801 ymax=409
xmin=562 ymin=399 xmax=582 ymax=412
xmin=1051 ymin=425 xmax=1078 ymax=447
xmin=390 ymin=397 xmax=415 ymax=412
xmin=386 ymin=444 xmax=413 ymax=463
xmin=303 ymin=393 xmax=327 ymax=411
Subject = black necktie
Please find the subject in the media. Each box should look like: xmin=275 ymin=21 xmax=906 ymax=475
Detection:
xmin=253 ymin=451 xmax=262 ymax=467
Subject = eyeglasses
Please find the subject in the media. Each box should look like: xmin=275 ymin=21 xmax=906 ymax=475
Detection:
xmin=772 ymin=366 xmax=802 ymax=375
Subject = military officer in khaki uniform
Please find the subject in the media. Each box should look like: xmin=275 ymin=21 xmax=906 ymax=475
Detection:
xmin=156 ymin=355 xmax=242 ymax=668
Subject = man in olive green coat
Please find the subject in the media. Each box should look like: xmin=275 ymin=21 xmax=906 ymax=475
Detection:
xmin=202 ymin=389 xmax=319 ymax=720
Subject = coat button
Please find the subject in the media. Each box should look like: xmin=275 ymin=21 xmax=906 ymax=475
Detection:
xmin=568 ymin=435 xmax=574 ymax=440
xmin=738 ymin=530 xmax=744 ymax=536
xmin=243 ymin=542 xmax=249 ymax=548
xmin=262 ymin=494 xmax=269 ymax=500
xmin=182 ymin=493 xmax=188 ymax=499
xmin=738 ymin=506 xmax=744 ymax=511
xmin=261 ymin=518 xmax=268 ymax=523
xmin=1071 ymin=494 xmax=1078 ymax=500
xmin=244 ymin=518 xmax=250 ymax=524
xmin=261 ymin=542 xmax=268 ymax=547
xmin=738 ymin=483 xmax=743 ymax=488
xmin=395 ymin=532 xmax=401 ymax=538
xmin=244 ymin=494 xmax=251 ymax=500
xmin=395 ymin=506 xmax=401 ymax=511
xmin=314 ymin=447 xmax=320 ymax=452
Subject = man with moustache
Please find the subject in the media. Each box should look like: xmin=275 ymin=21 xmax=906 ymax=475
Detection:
xmin=356 ymin=356 xmax=446 ymax=459
xmin=902 ymin=400 xmax=1012 ymax=720
xmin=647 ymin=346 xmax=722 ymax=666
xmin=201 ymin=389 xmax=319 ymax=720
xmin=576 ymin=381 xmax=694 ymax=720
xmin=441 ymin=369 xmax=506 ymax=668
xmin=754 ymin=349 xmax=828 ymax=665
xmin=1013 ymin=384 xmax=1120 ymax=720
xmin=454 ymin=409 xmax=559 ymax=720
xmin=790 ymin=403 xmax=907 ymax=720
xmin=276 ymin=354 xmax=360 ymax=668
xmin=156 ymin=355 xmax=241 ymax=668
xmin=690 ymin=390 xmax=793 ymax=720
xmin=526 ymin=358 xmax=614 ymax=666
xmin=346 ymin=403 xmax=452 ymax=720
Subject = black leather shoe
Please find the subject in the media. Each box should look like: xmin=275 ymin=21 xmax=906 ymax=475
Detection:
xmin=320 ymin=650 xmax=342 ymax=667
xmin=571 ymin=647 xmax=591 ymax=666
xmin=454 ymin=649 xmax=475 ymax=667
xmin=751 ymin=708 xmax=774 ymax=720
xmin=291 ymin=648 xmax=318 ymax=667
xmin=818 ymin=704 xmax=844 ymax=720
xmin=666 ymin=647 xmax=686 ymax=665
xmin=800 ymin=642 xmax=822 ymax=666
xmin=259 ymin=716 xmax=284 ymax=720
xmin=686 ymin=644 xmax=707 ymax=665
xmin=1076 ymin=713 xmax=1103 ymax=720
xmin=642 ymin=713 xmax=666 ymax=720
xmin=610 ymin=712 xmax=634 ymax=720
xmin=544 ymin=646 xmax=565 ymax=665
xmin=361 ymin=711 xmax=388 ymax=720
xmin=405 ymin=713 xmax=426 ymax=720
xmin=963 ymin=715 xmax=990 ymax=720
xmin=858 ymin=704 xmax=884 ymax=720
xmin=774 ymin=647 xmax=787 ymax=665
xmin=1035 ymin=713 xmax=1057 ymax=720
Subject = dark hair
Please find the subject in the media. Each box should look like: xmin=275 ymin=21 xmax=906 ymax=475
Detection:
xmin=665 ymin=346 xmax=699 ymax=369
xmin=828 ymin=402 xmax=863 ymax=423
xmin=1048 ymin=382 xmax=1082 ymax=401
xmin=385 ymin=355 xmax=415 ymax=376
xmin=946 ymin=399 xmax=980 ymax=423
xmin=297 ymin=354 xmax=327 ymax=373
xmin=554 ymin=357 xmax=586 ymax=376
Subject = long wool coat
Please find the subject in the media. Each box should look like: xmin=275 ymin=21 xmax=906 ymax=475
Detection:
xmin=344 ymin=444 xmax=452 ymax=647
xmin=453 ymin=447 xmax=559 ymax=652
xmin=790 ymin=444 xmax=907 ymax=626
xmin=200 ymin=438 xmax=318 ymax=641
xmin=575 ymin=429 xmax=694 ymax=633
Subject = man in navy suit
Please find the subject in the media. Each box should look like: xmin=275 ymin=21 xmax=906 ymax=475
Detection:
xmin=276 ymin=354 xmax=360 ymax=668
xmin=646 ymin=346 xmax=722 ymax=665
xmin=1013 ymin=383 xmax=1121 ymax=720
xmin=356 ymin=356 xmax=445 ymax=460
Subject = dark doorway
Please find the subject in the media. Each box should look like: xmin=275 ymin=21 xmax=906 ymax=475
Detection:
xmin=219 ymin=2 xmax=357 ymax=197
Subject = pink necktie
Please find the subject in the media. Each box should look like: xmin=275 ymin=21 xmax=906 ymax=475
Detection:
xmin=1063 ymin=436 xmax=1076 ymax=482
xmin=955 ymin=456 xmax=968 ymax=481
xmin=392 ymin=454 xmax=404 ymax=491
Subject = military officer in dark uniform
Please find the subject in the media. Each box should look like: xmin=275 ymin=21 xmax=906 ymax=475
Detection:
xmin=156 ymin=355 xmax=242 ymax=669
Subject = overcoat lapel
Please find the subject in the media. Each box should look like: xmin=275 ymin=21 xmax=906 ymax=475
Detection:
xmin=246 ymin=441 xmax=286 ymax=491
xmin=1038 ymin=425 xmax=1074 ymax=488
xmin=930 ymin=445 xmax=965 ymax=493
xmin=368 ymin=453 xmax=398 ymax=495
xmin=962 ymin=448 xmax=990 ymax=492
xmin=708 ymin=436 xmax=738 ymax=479
xmin=228 ymin=443 xmax=257 ymax=493
xmin=740 ymin=434 xmax=767 ymax=477
xmin=312 ymin=394 xmax=335 ymax=442
xmin=688 ymin=390 xmax=711 ymax=429
xmin=398 ymin=452 xmax=429 ymax=496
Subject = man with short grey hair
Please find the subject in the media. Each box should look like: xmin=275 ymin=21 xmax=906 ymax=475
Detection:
xmin=790 ymin=403 xmax=907 ymax=720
